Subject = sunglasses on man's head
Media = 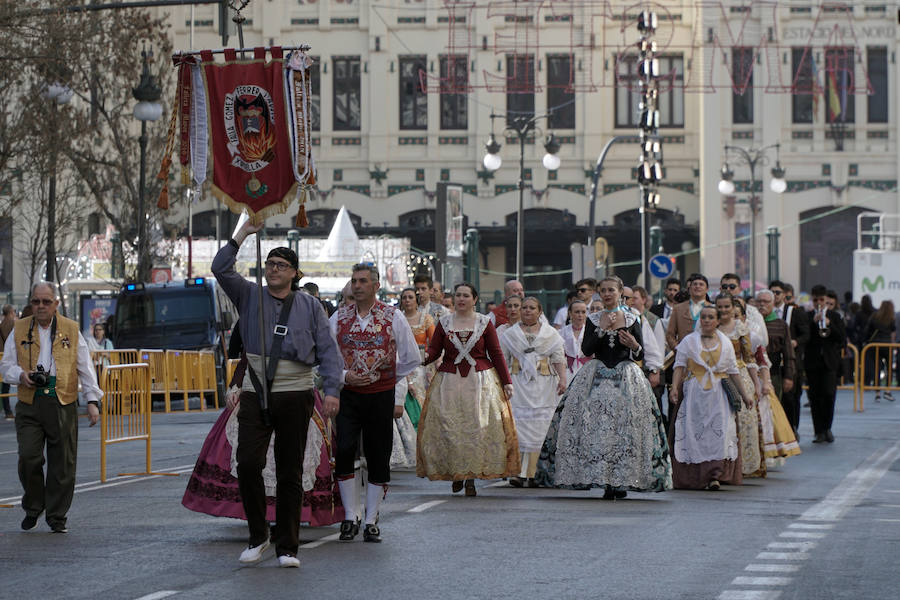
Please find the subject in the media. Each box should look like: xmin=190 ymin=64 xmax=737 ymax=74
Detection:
xmin=30 ymin=298 xmax=54 ymax=306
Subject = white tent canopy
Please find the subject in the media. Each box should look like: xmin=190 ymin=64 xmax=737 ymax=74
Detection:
xmin=316 ymin=205 xmax=361 ymax=262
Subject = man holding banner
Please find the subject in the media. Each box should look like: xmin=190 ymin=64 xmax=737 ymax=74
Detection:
xmin=212 ymin=220 xmax=342 ymax=567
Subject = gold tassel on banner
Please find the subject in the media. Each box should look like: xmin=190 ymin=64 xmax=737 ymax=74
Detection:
xmin=157 ymin=186 xmax=169 ymax=210
xmin=181 ymin=166 xmax=191 ymax=186
xmin=295 ymin=186 xmax=309 ymax=228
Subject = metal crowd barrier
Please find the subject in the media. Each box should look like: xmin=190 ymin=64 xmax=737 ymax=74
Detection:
xmin=163 ymin=350 xmax=218 ymax=412
xmin=98 ymin=363 xmax=175 ymax=483
xmin=858 ymin=342 xmax=900 ymax=412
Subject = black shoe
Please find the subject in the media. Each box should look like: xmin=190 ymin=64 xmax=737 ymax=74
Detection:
xmin=508 ymin=476 xmax=524 ymax=488
xmin=21 ymin=515 xmax=39 ymax=531
xmin=602 ymin=486 xmax=615 ymax=500
xmin=525 ymin=478 xmax=539 ymax=488
xmin=614 ymin=490 xmax=627 ymax=499
xmin=464 ymin=479 xmax=476 ymax=497
xmin=49 ymin=522 xmax=68 ymax=534
xmin=339 ymin=519 xmax=359 ymax=541
xmin=812 ymin=433 xmax=826 ymax=443
xmin=451 ymin=480 xmax=464 ymax=493
xmin=825 ymin=430 xmax=835 ymax=443
xmin=363 ymin=524 xmax=382 ymax=543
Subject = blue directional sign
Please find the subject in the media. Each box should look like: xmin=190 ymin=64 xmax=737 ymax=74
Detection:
xmin=648 ymin=253 xmax=675 ymax=279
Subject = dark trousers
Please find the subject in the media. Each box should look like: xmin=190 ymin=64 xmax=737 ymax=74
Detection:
xmin=335 ymin=388 xmax=394 ymax=484
xmin=2 ymin=382 xmax=12 ymax=416
xmin=781 ymin=367 xmax=803 ymax=432
xmin=806 ymin=368 xmax=838 ymax=435
xmin=236 ymin=389 xmax=314 ymax=556
xmin=16 ymin=396 xmax=78 ymax=526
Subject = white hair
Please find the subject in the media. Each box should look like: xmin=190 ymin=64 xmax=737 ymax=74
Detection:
xmin=755 ymin=289 xmax=774 ymax=301
xmin=31 ymin=281 xmax=59 ymax=300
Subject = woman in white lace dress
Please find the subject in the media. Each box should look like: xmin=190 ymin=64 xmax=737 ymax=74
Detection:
xmin=500 ymin=297 xmax=567 ymax=487
xmin=534 ymin=276 xmax=671 ymax=498
xmin=670 ymin=305 xmax=754 ymax=490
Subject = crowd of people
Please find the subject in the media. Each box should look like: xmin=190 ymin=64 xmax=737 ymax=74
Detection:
xmin=0 ymin=218 xmax=886 ymax=572
xmin=177 ymin=216 xmax=869 ymax=569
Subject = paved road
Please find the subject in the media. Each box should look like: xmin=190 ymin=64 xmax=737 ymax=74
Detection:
xmin=0 ymin=389 xmax=897 ymax=600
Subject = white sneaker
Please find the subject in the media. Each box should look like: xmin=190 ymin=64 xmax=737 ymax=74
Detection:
xmin=238 ymin=540 xmax=270 ymax=564
xmin=278 ymin=554 xmax=300 ymax=568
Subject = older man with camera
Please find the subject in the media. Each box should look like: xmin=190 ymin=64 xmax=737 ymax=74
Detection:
xmin=0 ymin=282 xmax=101 ymax=533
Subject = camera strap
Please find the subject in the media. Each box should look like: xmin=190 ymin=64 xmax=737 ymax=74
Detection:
xmin=24 ymin=315 xmax=57 ymax=372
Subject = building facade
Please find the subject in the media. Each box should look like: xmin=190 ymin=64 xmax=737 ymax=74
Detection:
xmin=122 ymin=1 xmax=898 ymax=297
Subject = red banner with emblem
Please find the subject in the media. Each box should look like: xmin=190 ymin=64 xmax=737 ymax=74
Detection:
xmin=201 ymin=47 xmax=296 ymax=221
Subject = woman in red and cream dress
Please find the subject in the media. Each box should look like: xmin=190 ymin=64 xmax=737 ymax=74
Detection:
xmin=416 ymin=283 xmax=519 ymax=497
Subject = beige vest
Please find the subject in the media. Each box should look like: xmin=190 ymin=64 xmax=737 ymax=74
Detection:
xmin=14 ymin=315 xmax=80 ymax=405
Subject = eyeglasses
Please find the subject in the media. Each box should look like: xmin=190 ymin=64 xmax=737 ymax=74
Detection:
xmin=771 ymin=290 xmax=784 ymax=295
xmin=265 ymin=260 xmax=293 ymax=272
xmin=784 ymin=296 xmax=793 ymax=302
xmin=721 ymin=284 xmax=739 ymax=290
xmin=30 ymin=298 xmax=54 ymax=306
xmin=577 ymin=287 xmax=592 ymax=293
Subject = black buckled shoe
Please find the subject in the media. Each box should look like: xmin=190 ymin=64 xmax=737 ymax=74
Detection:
xmin=21 ymin=515 xmax=39 ymax=531
xmin=363 ymin=524 xmax=382 ymax=543
xmin=339 ymin=519 xmax=360 ymax=541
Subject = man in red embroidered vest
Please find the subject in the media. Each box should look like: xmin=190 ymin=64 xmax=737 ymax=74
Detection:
xmin=0 ymin=282 xmax=102 ymax=533
xmin=329 ymin=264 xmax=419 ymax=543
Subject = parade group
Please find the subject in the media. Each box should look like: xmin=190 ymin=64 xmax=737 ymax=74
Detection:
xmin=177 ymin=219 xmax=851 ymax=567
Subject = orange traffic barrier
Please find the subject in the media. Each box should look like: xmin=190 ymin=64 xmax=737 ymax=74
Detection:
xmin=99 ymin=363 xmax=176 ymax=482
xmin=226 ymin=358 xmax=240 ymax=386
xmin=163 ymin=350 xmax=218 ymax=412
xmin=859 ymin=342 xmax=900 ymax=412
xmin=138 ymin=349 xmax=170 ymax=412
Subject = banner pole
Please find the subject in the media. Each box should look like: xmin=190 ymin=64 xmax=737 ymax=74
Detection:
xmin=254 ymin=231 xmax=269 ymax=421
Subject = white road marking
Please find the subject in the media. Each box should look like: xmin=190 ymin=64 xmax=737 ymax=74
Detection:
xmin=0 ymin=450 xmax=17 ymax=456
xmin=133 ymin=592 xmax=178 ymax=600
xmin=745 ymin=565 xmax=800 ymax=573
xmin=787 ymin=523 xmax=833 ymax=530
xmin=799 ymin=442 xmax=900 ymax=521
xmin=731 ymin=576 xmax=793 ymax=586
xmin=767 ymin=542 xmax=817 ymax=550
xmin=717 ymin=591 xmax=782 ymax=600
xmin=0 ymin=464 xmax=196 ymax=505
xmin=755 ymin=552 xmax=809 ymax=560
xmin=300 ymin=532 xmax=340 ymax=549
xmin=485 ymin=480 xmax=511 ymax=488
xmin=407 ymin=500 xmax=446 ymax=513
xmin=875 ymin=518 xmax=900 ymax=522
xmin=877 ymin=504 xmax=900 ymax=508
xmin=778 ymin=531 xmax=826 ymax=539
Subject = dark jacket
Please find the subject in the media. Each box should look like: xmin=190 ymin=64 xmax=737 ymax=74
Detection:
xmin=804 ymin=309 xmax=847 ymax=372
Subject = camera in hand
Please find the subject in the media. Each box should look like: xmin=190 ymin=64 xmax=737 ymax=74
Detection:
xmin=30 ymin=365 xmax=49 ymax=388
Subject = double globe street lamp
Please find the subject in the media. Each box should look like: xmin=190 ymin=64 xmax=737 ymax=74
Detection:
xmin=132 ymin=47 xmax=163 ymax=282
xmin=482 ymin=113 xmax=561 ymax=281
xmin=41 ymin=81 xmax=73 ymax=283
xmin=717 ymin=143 xmax=787 ymax=292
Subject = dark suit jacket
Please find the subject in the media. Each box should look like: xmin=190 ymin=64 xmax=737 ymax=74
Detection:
xmin=649 ymin=302 xmax=667 ymax=320
xmin=804 ymin=309 xmax=847 ymax=372
xmin=665 ymin=301 xmax=702 ymax=351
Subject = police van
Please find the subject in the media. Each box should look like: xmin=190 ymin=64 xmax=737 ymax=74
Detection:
xmin=109 ymin=278 xmax=235 ymax=394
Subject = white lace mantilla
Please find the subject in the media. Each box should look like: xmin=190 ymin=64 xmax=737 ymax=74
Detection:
xmin=440 ymin=312 xmax=489 ymax=367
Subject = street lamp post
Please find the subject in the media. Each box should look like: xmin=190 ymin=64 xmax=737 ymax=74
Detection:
xmin=717 ymin=143 xmax=787 ymax=292
xmin=132 ymin=47 xmax=163 ymax=283
xmin=41 ymin=83 xmax=73 ymax=283
xmin=482 ymin=113 xmax=561 ymax=282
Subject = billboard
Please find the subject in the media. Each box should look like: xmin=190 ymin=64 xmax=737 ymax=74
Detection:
xmin=852 ymin=250 xmax=900 ymax=307
xmin=446 ymin=184 xmax=464 ymax=258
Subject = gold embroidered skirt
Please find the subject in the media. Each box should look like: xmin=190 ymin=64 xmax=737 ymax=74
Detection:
xmin=416 ymin=368 xmax=520 ymax=480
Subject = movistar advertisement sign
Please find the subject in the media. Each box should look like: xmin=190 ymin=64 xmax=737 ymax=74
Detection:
xmin=853 ymin=250 xmax=900 ymax=305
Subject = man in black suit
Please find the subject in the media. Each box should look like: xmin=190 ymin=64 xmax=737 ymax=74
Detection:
xmin=805 ymin=284 xmax=847 ymax=443
xmin=649 ymin=277 xmax=681 ymax=331
xmin=770 ymin=280 xmax=810 ymax=434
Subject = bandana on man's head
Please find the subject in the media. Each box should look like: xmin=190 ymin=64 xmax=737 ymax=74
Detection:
xmin=267 ymin=247 xmax=299 ymax=271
